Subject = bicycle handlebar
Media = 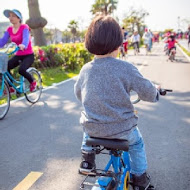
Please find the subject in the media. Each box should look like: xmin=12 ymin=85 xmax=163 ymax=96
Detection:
xmin=3 ymin=42 xmax=19 ymax=55
xmin=159 ymin=88 xmax=173 ymax=96
xmin=132 ymin=88 xmax=172 ymax=104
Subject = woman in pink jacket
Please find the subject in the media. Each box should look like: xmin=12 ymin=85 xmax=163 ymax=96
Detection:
xmin=0 ymin=9 xmax=36 ymax=92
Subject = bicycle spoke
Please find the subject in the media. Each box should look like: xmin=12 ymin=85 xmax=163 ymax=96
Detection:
xmin=24 ymin=68 xmax=42 ymax=103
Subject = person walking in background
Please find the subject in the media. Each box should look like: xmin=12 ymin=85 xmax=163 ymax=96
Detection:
xmin=142 ymin=28 xmax=153 ymax=52
xmin=148 ymin=29 xmax=153 ymax=50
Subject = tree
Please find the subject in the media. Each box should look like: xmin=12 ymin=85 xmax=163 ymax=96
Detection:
xmin=122 ymin=8 xmax=149 ymax=36
xmin=26 ymin=0 xmax=47 ymax=46
xmin=62 ymin=29 xmax=72 ymax=43
xmin=68 ymin=20 xmax=78 ymax=42
xmin=91 ymin=0 xmax=118 ymax=16
xmin=44 ymin=28 xmax=54 ymax=44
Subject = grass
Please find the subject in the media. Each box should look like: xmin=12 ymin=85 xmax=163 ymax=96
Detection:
xmin=40 ymin=66 xmax=79 ymax=87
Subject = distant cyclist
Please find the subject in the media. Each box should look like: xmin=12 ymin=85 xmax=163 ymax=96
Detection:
xmin=0 ymin=9 xmax=36 ymax=92
xmin=165 ymin=34 xmax=178 ymax=56
xmin=131 ymin=30 xmax=140 ymax=53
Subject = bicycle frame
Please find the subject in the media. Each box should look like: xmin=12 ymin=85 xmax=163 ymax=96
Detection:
xmin=103 ymin=151 xmax=130 ymax=190
xmin=0 ymin=44 xmax=25 ymax=93
xmin=81 ymin=150 xmax=131 ymax=190
xmin=2 ymin=71 xmax=25 ymax=94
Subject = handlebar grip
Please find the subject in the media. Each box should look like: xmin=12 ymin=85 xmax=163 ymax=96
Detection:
xmin=7 ymin=46 xmax=20 ymax=55
xmin=159 ymin=89 xmax=173 ymax=96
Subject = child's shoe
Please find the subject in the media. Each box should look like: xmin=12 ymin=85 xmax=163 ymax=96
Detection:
xmin=132 ymin=172 xmax=155 ymax=190
xmin=9 ymin=87 xmax=15 ymax=94
xmin=79 ymin=150 xmax=96 ymax=175
xmin=30 ymin=81 xmax=37 ymax=92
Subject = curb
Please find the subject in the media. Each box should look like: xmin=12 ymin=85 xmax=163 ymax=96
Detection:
xmin=176 ymin=44 xmax=190 ymax=62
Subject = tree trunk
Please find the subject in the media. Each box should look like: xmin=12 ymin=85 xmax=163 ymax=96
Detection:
xmin=32 ymin=28 xmax=47 ymax=46
xmin=27 ymin=0 xmax=47 ymax=46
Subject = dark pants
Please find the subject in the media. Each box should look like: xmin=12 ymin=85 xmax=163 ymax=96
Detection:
xmin=133 ymin=42 xmax=140 ymax=52
xmin=168 ymin=47 xmax=176 ymax=55
xmin=8 ymin=54 xmax=34 ymax=83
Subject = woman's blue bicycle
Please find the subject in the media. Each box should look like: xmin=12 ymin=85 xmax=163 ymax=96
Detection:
xmin=0 ymin=43 xmax=42 ymax=120
xmin=80 ymin=89 xmax=172 ymax=190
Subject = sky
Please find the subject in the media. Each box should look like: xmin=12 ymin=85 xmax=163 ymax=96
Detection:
xmin=0 ymin=0 xmax=190 ymax=32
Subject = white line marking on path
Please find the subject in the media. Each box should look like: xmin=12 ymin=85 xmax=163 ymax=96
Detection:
xmin=176 ymin=44 xmax=190 ymax=62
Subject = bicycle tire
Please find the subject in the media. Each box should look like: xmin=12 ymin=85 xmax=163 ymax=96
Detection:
xmin=24 ymin=68 xmax=42 ymax=103
xmin=0 ymin=80 xmax=10 ymax=120
xmin=124 ymin=171 xmax=130 ymax=190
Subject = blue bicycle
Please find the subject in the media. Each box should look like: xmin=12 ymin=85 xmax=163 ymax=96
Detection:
xmin=80 ymin=89 xmax=172 ymax=190
xmin=0 ymin=43 xmax=42 ymax=120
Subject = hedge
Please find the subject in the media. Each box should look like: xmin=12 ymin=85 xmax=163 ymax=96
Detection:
xmin=33 ymin=43 xmax=94 ymax=71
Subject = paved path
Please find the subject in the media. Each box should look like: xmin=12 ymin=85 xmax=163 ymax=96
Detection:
xmin=0 ymin=42 xmax=190 ymax=190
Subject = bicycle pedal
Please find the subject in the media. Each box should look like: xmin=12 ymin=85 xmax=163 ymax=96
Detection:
xmin=147 ymin=184 xmax=155 ymax=190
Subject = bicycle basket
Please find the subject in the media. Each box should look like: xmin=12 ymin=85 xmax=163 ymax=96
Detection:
xmin=0 ymin=52 xmax=8 ymax=73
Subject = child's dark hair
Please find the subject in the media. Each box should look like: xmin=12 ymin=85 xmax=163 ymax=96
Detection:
xmin=170 ymin=35 xmax=175 ymax=41
xmin=85 ymin=15 xmax=123 ymax=55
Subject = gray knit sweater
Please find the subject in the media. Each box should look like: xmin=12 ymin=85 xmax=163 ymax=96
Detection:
xmin=74 ymin=57 xmax=158 ymax=139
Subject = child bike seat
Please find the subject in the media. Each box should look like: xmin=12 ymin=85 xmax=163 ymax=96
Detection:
xmin=86 ymin=137 xmax=129 ymax=151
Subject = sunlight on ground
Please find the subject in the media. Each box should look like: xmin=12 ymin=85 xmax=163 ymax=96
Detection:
xmin=35 ymin=158 xmax=81 ymax=190
xmin=63 ymin=100 xmax=79 ymax=114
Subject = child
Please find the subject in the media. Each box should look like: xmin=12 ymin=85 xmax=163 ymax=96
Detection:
xmin=74 ymin=15 xmax=158 ymax=190
xmin=165 ymin=34 xmax=177 ymax=55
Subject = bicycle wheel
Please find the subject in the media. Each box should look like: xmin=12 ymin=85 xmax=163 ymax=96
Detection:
xmin=124 ymin=171 xmax=130 ymax=190
xmin=24 ymin=68 xmax=42 ymax=103
xmin=0 ymin=80 xmax=10 ymax=120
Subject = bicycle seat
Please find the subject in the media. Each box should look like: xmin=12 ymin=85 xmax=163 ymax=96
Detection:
xmin=86 ymin=137 xmax=129 ymax=151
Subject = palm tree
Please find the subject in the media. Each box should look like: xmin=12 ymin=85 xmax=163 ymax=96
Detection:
xmin=68 ymin=20 xmax=78 ymax=42
xmin=26 ymin=0 xmax=47 ymax=46
xmin=91 ymin=0 xmax=118 ymax=16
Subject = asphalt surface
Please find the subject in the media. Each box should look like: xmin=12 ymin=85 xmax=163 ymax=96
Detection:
xmin=0 ymin=42 xmax=190 ymax=190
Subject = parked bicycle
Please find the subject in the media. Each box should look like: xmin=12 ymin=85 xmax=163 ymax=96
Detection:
xmin=80 ymin=88 xmax=172 ymax=190
xmin=0 ymin=43 xmax=42 ymax=120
